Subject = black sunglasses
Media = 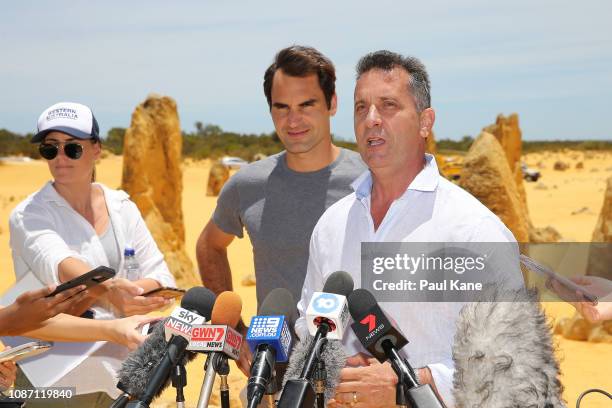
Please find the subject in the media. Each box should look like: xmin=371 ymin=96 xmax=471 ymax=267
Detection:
xmin=39 ymin=142 xmax=84 ymax=160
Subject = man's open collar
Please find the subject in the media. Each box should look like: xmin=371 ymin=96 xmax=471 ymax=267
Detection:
xmin=351 ymin=153 xmax=440 ymax=200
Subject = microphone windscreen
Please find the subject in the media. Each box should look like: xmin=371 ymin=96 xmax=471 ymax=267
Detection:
xmin=117 ymin=319 xmax=198 ymax=399
xmin=322 ymin=271 xmax=354 ymax=296
xmin=117 ymin=319 xmax=167 ymax=397
xmin=182 ymin=286 xmax=216 ymax=320
xmin=211 ymin=291 xmax=242 ymax=327
xmin=283 ymin=336 xmax=347 ymax=402
xmin=347 ymin=288 xmax=377 ymax=320
xmin=452 ymin=286 xmax=565 ymax=408
xmin=259 ymin=288 xmax=297 ymax=327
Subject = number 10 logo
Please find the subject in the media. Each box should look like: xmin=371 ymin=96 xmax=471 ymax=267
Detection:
xmin=312 ymin=293 xmax=339 ymax=313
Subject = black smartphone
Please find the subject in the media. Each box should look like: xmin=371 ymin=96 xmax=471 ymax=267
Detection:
xmin=45 ymin=266 xmax=116 ymax=298
xmin=142 ymin=286 xmax=186 ymax=299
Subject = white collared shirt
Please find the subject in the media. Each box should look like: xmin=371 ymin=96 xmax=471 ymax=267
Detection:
xmin=296 ymin=154 xmax=521 ymax=407
xmin=9 ymin=181 xmax=176 ymax=319
xmin=7 ymin=181 xmax=176 ymax=397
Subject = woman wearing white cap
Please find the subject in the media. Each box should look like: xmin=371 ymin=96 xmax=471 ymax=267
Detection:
xmin=7 ymin=102 xmax=177 ymax=407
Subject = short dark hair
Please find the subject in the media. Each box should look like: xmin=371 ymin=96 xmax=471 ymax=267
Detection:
xmin=264 ymin=45 xmax=336 ymax=110
xmin=356 ymin=50 xmax=431 ymax=112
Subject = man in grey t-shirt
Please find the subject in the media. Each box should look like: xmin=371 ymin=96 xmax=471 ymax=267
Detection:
xmin=196 ymin=45 xmax=366 ymax=375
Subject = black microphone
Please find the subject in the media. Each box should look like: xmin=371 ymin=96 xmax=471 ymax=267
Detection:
xmin=119 ymin=287 xmax=216 ymax=407
xmin=452 ymin=286 xmax=565 ymax=407
xmin=277 ymin=271 xmax=353 ymax=408
xmin=348 ymin=288 xmax=445 ymax=408
xmin=246 ymin=288 xmax=297 ymax=408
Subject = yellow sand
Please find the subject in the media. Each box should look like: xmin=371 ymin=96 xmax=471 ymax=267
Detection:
xmin=0 ymin=150 xmax=611 ymax=407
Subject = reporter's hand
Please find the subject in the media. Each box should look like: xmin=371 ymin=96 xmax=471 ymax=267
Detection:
xmin=329 ymin=357 xmax=397 ymax=408
xmin=553 ymin=275 xmax=612 ymax=323
xmin=106 ymin=279 xmax=172 ymax=316
xmin=107 ymin=315 xmax=162 ymax=350
xmin=0 ymin=348 xmax=17 ymax=391
xmin=235 ymin=324 xmax=252 ymax=377
xmin=0 ymin=285 xmax=89 ymax=336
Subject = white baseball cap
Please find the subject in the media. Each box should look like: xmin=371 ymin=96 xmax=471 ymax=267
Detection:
xmin=32 ymin=102 xmax=100 ymax=143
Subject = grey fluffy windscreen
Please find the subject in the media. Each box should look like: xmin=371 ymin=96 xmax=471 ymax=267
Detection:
xmin=116 ymin=319 xmax=196 ymax=399
xmin=452 ymin=285 xmax=566 ymax=408
xmin=282 ymin=336 xmax=347 ymax=402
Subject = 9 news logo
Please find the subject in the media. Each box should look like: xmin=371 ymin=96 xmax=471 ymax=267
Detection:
xmin=249 ymin=317 xmax=281 ymax=337
xmin=312 ymin=293 xmax=340 ymax=313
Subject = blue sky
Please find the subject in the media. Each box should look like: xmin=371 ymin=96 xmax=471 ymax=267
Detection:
xmin=1 ymin=1 xmax=611 ymax=141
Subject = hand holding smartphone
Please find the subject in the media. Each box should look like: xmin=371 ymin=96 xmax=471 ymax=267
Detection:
xmin=45 ymin=266 xmax=115 ymax=298
xmin=0 ymin=341 xmax=53 ymax=363
xmin=520 ymin=254 xmax=598 ymax=304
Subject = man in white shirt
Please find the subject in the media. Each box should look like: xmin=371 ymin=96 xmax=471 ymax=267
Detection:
xmin=295 ymin=51 xmax=522 ymax=407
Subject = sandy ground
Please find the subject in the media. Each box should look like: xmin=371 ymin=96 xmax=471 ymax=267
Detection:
xmin=0 ymin=150 xmax=611 ymax=407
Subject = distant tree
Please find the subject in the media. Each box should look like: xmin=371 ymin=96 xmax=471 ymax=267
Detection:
xmin=195 ymin=121 xmax=204 ymax=134
xmin=0 ymin=129 xmax=38 ymax=158
xmin=202 ymin=124 xmax=222 ymax=137
xmin=104 ymin=127 xmax=126 ymax=154
xmin=437 ymin=135 xmax=474 ymax=152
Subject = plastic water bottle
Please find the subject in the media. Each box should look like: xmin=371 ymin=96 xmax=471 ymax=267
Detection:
xmin=124 ymin=248 xmax=140 ymax=281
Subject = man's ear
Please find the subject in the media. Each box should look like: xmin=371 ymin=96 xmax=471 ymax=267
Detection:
xmin=419 ymin=108 xmax=435 ymax=139
xmin=329 ymin=93 xmax=338 ymax=116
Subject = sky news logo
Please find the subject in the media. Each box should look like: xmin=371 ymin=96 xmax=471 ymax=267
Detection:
xmin=249 ymin=316 xmax=282 ymax=338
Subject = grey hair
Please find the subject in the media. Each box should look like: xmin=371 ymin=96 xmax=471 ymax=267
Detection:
xmin=356 ymin=50 xmax=431 ymax=112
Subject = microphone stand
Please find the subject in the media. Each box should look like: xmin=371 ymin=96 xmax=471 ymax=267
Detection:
xmin=171 ymin=362 xmax=187 ymax=408
xmin=381 ymin=340 xmax=446 ymax=408
xmin=277 ymin=323 xmax=329 ymax=408
xmin=313 ymin=360 xmax=326 ymax=408
xmin=263 ymin=371 xmax=278 ymax=408
xmin=197 ymin=353 xmax=217 ymax=408
xmin=214 ymin=354 xmax=231 ymax=408
xmin=396 ymin=382 xmax=408 ymax=408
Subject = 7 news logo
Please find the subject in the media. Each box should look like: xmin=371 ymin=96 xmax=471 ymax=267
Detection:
xmin=360 ymin=313 xmax=385 ymax=341
xmin=360 ymin=314 xmax=377 ymax=332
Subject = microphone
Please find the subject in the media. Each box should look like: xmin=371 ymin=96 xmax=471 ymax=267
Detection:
xmin=164 ymin=303 xmax=208 ymax=341
xmin=452 ymin=286 xmax=565 ymax=407
xmin=277 ymin=271 xmax=353 ymax=408
xmin=118 ymin=287 xmax=216 ymax=407
xmin=282 ymin=336 xmax=347 ymax=403
xmin=348 ymin=288 xmax=445 ymax=408
xmin=305 ymin=270 xmax=353 ymax=340
xmin=245 ymin=288 xmax=296 ymax=408
xmin=194 ymin=291 xmax=243 ymax=408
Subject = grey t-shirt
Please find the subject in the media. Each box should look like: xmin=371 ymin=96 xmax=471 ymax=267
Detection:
xmin=213 ymin=148 xmax=366 ymax=308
